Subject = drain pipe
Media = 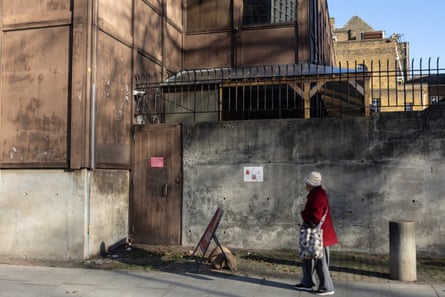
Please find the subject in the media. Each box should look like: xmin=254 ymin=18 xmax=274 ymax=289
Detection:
xmin=85 ymin=0 xmax=99 ymax=259
xmin=86 ymin=170 xmax=92 ymax=259
xmin=91 ymin=83 xmax=96 ymax=169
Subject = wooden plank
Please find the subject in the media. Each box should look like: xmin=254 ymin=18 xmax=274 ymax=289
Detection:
xmin=131 ymin=124 xmax=182 ymax=245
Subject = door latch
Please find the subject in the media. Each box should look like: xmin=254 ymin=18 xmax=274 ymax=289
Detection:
xmin=162 ymin=183 xmax=168 ymax=197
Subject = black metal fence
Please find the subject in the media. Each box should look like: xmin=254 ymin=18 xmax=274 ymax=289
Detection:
xmin=134 ymin=59 xmax=445 ymax=124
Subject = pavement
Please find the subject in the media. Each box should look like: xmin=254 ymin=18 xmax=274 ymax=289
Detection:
xmin=0 ymin=262 xmax=444 ymax=297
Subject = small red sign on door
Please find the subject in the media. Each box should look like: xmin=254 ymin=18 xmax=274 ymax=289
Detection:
xmin=150 ymin=157 xmax=164 ymax=168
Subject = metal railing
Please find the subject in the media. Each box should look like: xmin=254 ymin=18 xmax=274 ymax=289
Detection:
xmin=133 ymin=58 xmax=445 ymax=124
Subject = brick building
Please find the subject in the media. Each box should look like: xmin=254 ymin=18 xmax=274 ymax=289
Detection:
xmin=332 ymin=16 xmax=428 ymax=112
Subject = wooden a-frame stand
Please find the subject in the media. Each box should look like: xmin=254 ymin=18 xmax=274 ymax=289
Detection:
xmin=192 ymin=207 xmax=234 ymax=271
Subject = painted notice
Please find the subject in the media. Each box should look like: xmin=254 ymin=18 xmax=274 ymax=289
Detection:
xmin=243 ymin=166 xmax=264 ymax=182
xmin=150 ymin=157 xmax=164 ymax=168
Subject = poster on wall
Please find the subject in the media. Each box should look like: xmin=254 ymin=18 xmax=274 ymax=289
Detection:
xmin=150 ymin=157 xmax=164 ymax=168
xmin=243 ymin=166 xmax=263 ymax=182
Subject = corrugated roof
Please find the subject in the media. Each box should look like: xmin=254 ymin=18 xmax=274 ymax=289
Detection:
xmin=163 ymin=64 xmax=362 ymax=85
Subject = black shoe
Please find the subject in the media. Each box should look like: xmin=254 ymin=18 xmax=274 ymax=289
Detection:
xmin=294 ymin=283 xmax=313 ymax=291
xmin=315 ymin=289 xmax=335 ymax=295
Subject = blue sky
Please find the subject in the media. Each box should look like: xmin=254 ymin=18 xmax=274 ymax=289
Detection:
xmin=328 ymin=0 xmax=445 ymax=67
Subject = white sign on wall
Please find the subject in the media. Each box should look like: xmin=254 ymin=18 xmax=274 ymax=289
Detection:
xmin=243 ymin=166 xmax=264 ymax=182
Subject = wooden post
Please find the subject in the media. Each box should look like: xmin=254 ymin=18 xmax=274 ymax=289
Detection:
xmin=304 ymin=82 xmax=311 ymax=119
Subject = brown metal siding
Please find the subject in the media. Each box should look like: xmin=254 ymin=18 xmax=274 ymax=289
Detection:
xmin=134 ymin=1 xmax=163 ymax=63
xmin=164 ymin=22 xmax=183 ymax=74
xmin=239 ymin=27 xmax=297 ymax=66
xmin=1 ymin=0 xmax=184 ymax=169
xmin=184 ymin=0 xmax=334 ymax=68
xmin=93 ymin=0 xmax=134 ymax=169
xmin=70 ymin=0 xmax=91 ymax=169
xmin=98 ymin=0 xmax=133 ymax=46
xmin=1 ymin=2 xmax=71 ymax=167
xmin=184 ymin=32 xmax=233 ymax=69
xmin=94 ymin=31 xmax=132 ymax=168
xmin=186 ymin=0 xmax=231 ymax=32
xmin=296 ymin=0 xmax=310 ymax=63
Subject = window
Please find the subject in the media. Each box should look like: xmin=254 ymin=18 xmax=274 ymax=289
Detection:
xmin=356 ymin=64 xmax=368 ymax=72
xmin=404 ymin=103 xmax=413 ymax=112
xmin=243 ymin=0 xmax=296 ymax=26
xmin=431 ymin=96 xmax=440 ymax=105
xmin=371 ymin=98 xmax=381 ymax=112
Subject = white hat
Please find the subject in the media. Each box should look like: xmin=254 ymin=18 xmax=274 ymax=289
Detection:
xmin=304 ymin=171 xmax=322 ymax=187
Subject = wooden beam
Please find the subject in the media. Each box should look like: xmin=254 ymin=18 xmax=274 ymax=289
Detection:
xmin=304 ymin=82 xmax=311 ymax=119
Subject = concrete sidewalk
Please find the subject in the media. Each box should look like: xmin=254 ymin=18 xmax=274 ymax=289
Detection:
xmin=0 ymin=264 xmax=444 ymax=297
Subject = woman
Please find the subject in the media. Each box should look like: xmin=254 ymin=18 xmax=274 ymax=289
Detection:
xmin=295 ymin=171 xmax=338 ymax=296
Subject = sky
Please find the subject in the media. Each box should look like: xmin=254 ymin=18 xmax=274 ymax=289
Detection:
xmin=328 ymin=0 xmax=445 ymax=68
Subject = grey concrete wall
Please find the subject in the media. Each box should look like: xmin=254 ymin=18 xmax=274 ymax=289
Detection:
xmin=89 ymin=170 xmax=129 ymax=258
xmin=0 ymin=169 xmax=129 ymax=260
xmin=182 ymin=109 xmax=445 ymax=255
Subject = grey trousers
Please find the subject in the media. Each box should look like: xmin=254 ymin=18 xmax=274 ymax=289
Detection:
xmin=300 ymin=247 xmax=335 ymax=291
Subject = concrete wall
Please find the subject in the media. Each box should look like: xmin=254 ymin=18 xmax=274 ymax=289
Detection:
xmin=0 ymin=169 xmax=129 ymax=260
xmin=182 ymin=109 xmax=445 ymax=255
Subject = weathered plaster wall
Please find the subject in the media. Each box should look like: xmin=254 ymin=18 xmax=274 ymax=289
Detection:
xmin=182 ymin=109 xmax=445 ymax=255
xmin=0 ymin=169 xmax=129 ymax=260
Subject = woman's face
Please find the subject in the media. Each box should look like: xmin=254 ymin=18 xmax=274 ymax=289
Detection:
xmin=305 ymin=184 xmax=313 ymax=192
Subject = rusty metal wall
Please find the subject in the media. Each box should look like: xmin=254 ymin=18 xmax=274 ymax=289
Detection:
xmin=183 ymin=0 xmax=335 ymax=69
xmin=0 ymin=0 xmax=184 ymax=169
xmin=134 ymin=0 xmax=184 ymax=80
xmin=239 ymin=27 xmax=297 ymax=66
xmin=184 ymin=32 xmax=233 ymax=69
xmin=94 ymin=31 xmax=133 ymax=168
xmin=94 ymin=0 xmax=133 ymax=168
xmin=0 ymin=0 xmax=71 ymax=167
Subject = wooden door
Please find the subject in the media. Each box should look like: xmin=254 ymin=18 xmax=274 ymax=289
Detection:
xmin=131 ymin=124 xmax=182 ymax=245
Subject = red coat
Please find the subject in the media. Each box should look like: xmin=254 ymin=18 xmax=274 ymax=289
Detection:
xmin=301 ymin=186 xmax=338 ymax=247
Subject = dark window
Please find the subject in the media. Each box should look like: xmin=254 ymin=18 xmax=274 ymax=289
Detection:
xmin=243 ymin=0 xmax=296 ymax=26
xmin=356 ymin=64 xmax=368 ymax=72
xmin=431 ymin=96 xmax=440 ymax=105
xmin=404 ymin=103 xmax=413 ymax=112
xmin=371 ymin=98 xmax=381 ymax=112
